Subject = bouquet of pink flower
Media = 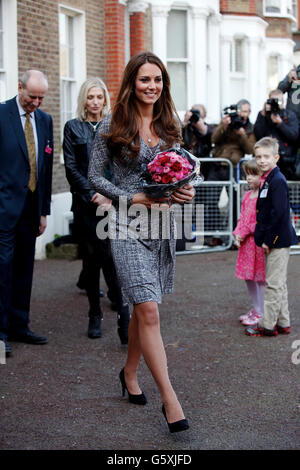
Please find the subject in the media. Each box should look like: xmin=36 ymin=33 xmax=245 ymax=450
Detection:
xmin=142 ymin=147 xmax=201 ymax=198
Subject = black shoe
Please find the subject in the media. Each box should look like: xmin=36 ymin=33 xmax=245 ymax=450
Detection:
xmin=8 ymin=331 xmax=48 ymax=345
xmin=4 ymin=342 xmax=12 ymax=357
xmin=117 ymin=308 xmax=130 ymax=345
xmin=88 ymin=315 xmax=102 ymax=339
xmin=161 ymin=405 xmax=189 ymax=433
xmin=119 ymin=368 xmax=147 ymax=405
xmin=117 ymin=327 xmax=128 ymax=345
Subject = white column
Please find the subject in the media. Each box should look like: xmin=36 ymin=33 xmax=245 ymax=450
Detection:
xmin=190 ymin=7 xmax=209 ymax=106
xmin=220 ymin=35 xmax=232 ymax=111
xmin=247 ymin=37 xmax=261 ymax=117
xmin=127 ymin=0 xmax=148 ymax=11
xmin=151 ymin=5 xmax=170 ymax=65
xmin=207 ymin=13 xmax=222 ymax=123
xmin=280 ymin=53 xmax=293 ymax=79
xmin=257 ymin=39 xmax=267 ymax=119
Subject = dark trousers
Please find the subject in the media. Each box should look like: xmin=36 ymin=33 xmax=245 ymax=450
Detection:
xmin=0 ymin=191 xmax=39 ymax=340
xmin=81 ymin=238 xmax=127 ymax=319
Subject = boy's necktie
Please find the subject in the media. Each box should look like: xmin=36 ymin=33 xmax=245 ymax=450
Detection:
xmin=24 ymin=112 xmax=37 ymax=192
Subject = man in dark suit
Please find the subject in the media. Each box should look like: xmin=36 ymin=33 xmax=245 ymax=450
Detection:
xmin=0 ymin=70 xmax=53 ymax=357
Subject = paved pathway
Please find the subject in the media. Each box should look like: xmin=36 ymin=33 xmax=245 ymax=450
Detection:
xmin=0 ymin=251 xmax=299 ymax=450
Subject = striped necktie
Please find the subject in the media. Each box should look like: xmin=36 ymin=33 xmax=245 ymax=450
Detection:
xmin=24 ymin=112 xmax=37 ymax=192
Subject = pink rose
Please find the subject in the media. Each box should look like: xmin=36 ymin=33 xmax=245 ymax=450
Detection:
xmin=155 ymin=166 xmax=164 ymax=174
xmin=175 ymin=172 xmax=184 ymax=180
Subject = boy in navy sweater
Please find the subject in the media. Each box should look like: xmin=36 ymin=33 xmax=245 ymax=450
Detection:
xmin=245 ymin=137 xmax=298 ymax=336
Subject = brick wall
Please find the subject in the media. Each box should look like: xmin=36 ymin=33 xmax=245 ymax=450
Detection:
xmin=130 ymin=12 xmax=145 ymax=57
xmin=17 ymin=0 xmax=105 ymax=195
xmin=220 ymin=0 xmax=259 ymax=15
xmin=104 ymin=0 xmax=126 ymax=105
xmin=265 ymin=18 xmax=293 ymax=38
xmin=17 ymin=0 xmax=63 ymax=192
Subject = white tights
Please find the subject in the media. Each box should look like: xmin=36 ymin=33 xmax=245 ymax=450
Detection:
xmin=245 ymin=280 xmax=265 ymax=315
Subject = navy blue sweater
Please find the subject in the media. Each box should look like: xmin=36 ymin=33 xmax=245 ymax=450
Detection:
xmin=255 ymin=166 xmax=298 ymax=248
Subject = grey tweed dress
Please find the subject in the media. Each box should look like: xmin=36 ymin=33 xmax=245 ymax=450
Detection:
xmin=88 ymin=115 xmax=177 ymax=306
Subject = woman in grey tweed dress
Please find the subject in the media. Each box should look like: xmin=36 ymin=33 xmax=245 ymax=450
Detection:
xmin=88 ymin=52 xmax=194 ymax=432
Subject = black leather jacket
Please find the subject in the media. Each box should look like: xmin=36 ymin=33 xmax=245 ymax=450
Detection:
xmin=63 ymin=118 xmax=99 ymax=206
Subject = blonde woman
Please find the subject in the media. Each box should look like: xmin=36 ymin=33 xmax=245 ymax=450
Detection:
xmin=63 ymin=78 xmax=130 ymax=344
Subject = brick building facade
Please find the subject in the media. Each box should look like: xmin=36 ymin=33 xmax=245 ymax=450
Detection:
xmin=0 ymin=0 xmax=299 ymax=256
xmin=16 ymin=0 xmax=106 ymax=195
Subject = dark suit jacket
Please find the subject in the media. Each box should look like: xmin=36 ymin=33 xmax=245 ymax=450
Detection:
xmin=0 ymin=97 xmax=53 ymax=230
xmin=255 ymin=166 xmax=298 ymax=248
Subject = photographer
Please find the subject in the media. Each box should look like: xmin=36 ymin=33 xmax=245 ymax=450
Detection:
xmin=211 ymin=99 xmax=256 ymax=170
xmin=205 ymin=100 xmax=255 ymax=245
xmin=254 ymin=89 xmax=298 ymax=180
xmin=182 ymin=104 xmax=214 ymax=158
xmin=278 ymin=67 xmax=300 ymax=126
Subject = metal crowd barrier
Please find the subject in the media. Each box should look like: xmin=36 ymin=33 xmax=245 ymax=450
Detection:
xmin=176 ymin=158 xmax=234 ymax=254
xmin=176 ymin=156 xmax=300 ymax=255
xmin=237 ymin=158 xmax=300 ymax=256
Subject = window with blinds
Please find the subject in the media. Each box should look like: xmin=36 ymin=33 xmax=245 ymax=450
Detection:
xmin=230 ymin=38 xmax=244 ymax=74
xmin=60 ymin=12 xmax=76 ymax=129
xmin=167 ymin=9 xmax=188 ymax=112
xmin=265 ymin=0 xmax=281 ymax=13
xmin=0 ymin=0 xmax=5 ymax=100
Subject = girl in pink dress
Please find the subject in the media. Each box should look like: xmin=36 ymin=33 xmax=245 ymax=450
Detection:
xmin=233 ymin=160 xmax=265 ymax=326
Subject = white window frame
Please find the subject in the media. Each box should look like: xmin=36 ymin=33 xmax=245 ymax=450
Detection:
xmin=230 ymin=36 xmax=246 ymax=77
xmin=264 ymin=0 xmax=282 ymax=14
xmin=166 ymin=7 xmax=189 ymax=114
xmin=266 ymin=54 xmax=280 ymax=95
xmin=291 ymin=0 xmax=298 ymax=30
xmin=264 ymin=0 xmax=297 ymax=23
xmin=0 ymin=0 xmax=4 ymax=93
xmin=0 ymin=0 xmax=17 ymax=101
xmin=124 ymin=6 xmax=130 ymax=65
xmin=59 ymin=5 xmax=86 ymax=160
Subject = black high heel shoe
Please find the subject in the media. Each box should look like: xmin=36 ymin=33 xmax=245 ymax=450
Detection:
xmin=161 ymin=405 xmax=189 ymax=433
xmin=119 ymin=368 xmax=147 ymax=405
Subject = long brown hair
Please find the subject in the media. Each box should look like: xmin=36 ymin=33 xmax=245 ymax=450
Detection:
xmin=104 ymin=51 xmax=182 ymax=160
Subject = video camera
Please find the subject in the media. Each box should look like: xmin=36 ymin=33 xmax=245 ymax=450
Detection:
xmin=223 ymin=104 xmax=246 ymax=130
xmin=265 ymin=98 xmax=280 ymax=116
xmin=189 ymin=108 xmax=201 ymax=125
